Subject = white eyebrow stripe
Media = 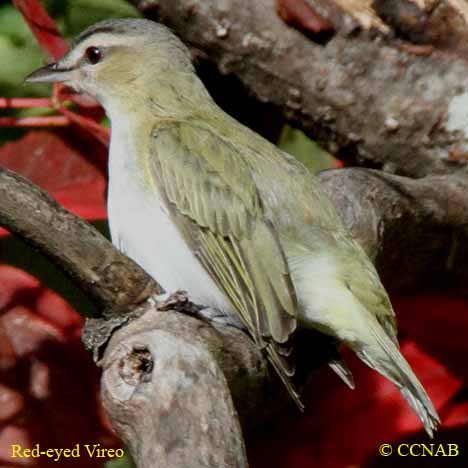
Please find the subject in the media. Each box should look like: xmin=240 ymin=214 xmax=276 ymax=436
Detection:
xmin=61 ymin=33 xmax=136 ymax=68
xmin=77 ymin=33 xmax=137 ymax=49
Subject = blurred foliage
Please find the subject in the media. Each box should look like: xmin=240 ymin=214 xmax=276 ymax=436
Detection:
xmin=66 ymin=0 xmax=141 ymax=33
xmin=105 ymin=453 xmax=135 ymax=468
xmin=0 ymin=3 xmax=46 ymax=97
xmin=0 ymin=0 xmax=139 ymax=143
xmin=277 ymin=125 xmax=334 ymax=173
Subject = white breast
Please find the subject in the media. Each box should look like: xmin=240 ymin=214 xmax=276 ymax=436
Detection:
xmin=107 ymin=119 xmax=234 ymax=314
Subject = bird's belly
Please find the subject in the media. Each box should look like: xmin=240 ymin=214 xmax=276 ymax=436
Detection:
xmin=108 ymin=181 xmax=234 ymax=314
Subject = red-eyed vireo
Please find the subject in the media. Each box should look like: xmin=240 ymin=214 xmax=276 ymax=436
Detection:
xmin=26 ymin=19 xmax=439 ymax=436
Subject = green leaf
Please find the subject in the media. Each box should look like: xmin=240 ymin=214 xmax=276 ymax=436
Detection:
xmin=66 ymin=0 xmax=142 ymax=36
xmin=0 ymin=5 xmax=47 ymax=97
xmin=277 ymin=125 xmax=334 ymax=174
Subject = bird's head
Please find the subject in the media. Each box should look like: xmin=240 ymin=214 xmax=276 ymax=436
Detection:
xmin=25 ymin=19 xmax=199 ymax=116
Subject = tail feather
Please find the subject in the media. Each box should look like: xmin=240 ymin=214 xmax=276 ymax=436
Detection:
xmin=329 ymin=356 xmax=355 ymax=390
xmin=357 ymin=322 xmax=440 ymax=438
xmin=266 ymin=343 xmax=305 ymax=411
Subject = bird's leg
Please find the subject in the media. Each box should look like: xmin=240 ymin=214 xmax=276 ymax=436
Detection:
xmin=151 ymin=291 xmax=245 ymax=329
xmin=152 ymin=290 xmax=203 ymax=315
xmin=196 ymin=307 xmax=247 ymax=331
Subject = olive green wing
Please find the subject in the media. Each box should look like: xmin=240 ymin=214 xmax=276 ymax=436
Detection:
xmin=340 ymin=234 xmax=398 ymax=344
xmin=350 ymin=273 xmax=398 ymax=345
xmin=149 ymin=123 xmax=301 ymax=405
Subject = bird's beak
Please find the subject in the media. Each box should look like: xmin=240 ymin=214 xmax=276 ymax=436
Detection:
xmin=24 ymin=62 xmax=73 ymax=84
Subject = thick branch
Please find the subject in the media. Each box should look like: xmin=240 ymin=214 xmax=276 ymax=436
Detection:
xmin=140 ymin=0 xmax=468 ymax=177
xmin=100 ymin=307 xmax=268 ymax=468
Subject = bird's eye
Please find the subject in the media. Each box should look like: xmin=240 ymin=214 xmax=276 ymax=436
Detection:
xmin=85 ymin=46 xmax=102 ymax=65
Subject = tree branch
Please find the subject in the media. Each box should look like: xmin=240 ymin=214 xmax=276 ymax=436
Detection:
xmin=139 ymin=0 xmax=468 ymax=177
xmin=99 ymin=308 xmax=263 ymax=468
xmin=0 ymin=168 xmax=159 ymax=312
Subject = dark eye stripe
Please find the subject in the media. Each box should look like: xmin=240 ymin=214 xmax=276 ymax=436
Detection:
xmin=74 ymin=26 xmax=116 ymax=47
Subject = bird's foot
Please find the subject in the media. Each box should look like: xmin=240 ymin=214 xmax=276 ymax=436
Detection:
xmin=149 ymin=291 xmax=243 ymax=329
xmin=151 ymin=290 xmax=203 ymax=316
xmin=197 ymin=306 xmax=245 ymax=329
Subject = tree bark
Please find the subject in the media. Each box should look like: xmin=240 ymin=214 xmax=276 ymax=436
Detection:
xmin=138 ymin=0 xmax=468 ymax=177
xmin=100 ymin=307 xmax=253 ymax=468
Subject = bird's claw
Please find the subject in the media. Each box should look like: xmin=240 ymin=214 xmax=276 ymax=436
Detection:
xmin=153 ymin=290 xmax=202 ymax=315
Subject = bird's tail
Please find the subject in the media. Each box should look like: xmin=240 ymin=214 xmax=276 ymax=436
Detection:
xmin=356 ymin=321 xmax=440 ymax=438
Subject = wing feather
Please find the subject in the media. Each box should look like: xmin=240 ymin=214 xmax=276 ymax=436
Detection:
xmin=338 ymin=234 xmax=398 ymax=344
xmin=149 ymin=122 xmax=300 ymax=403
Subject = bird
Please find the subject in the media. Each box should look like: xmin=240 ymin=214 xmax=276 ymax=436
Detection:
xmin=26 ymin=18 xmax=440 ymax=436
